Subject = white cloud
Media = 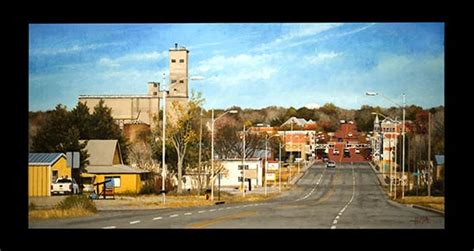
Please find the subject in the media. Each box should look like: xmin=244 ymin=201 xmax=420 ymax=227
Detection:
xmin=97 ymin=50 xmax=167 ymax=67
xmin=191 ymin=53 xmax=280 ymax=86
xmin=305 ymin=52 xmax=342 ymax=64
xmin=31 ymin=42 xmax=122 ymax=56
xmin=99 ymin=58 xmax=120 ymax=67
xmin=256 ymin=23 xmax=342 ymax=51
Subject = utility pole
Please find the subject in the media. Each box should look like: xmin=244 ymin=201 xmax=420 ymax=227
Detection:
xmin=242 ymin=124 xmax=246 ymax=197
xmin=428 ymin=112 xmax=432 ymax=197
xmin=389 ymin=136 xmax=392 ymax=198
xmin=393 ymin=136 xmax=398 ymax=199
xmin=279 ymin=141 xmax=282 ymax=193
xmin=198 ymin=108 xmax=203 ymax=196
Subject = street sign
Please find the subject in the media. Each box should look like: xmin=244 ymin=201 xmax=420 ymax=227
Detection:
xmin=267 ymin=162 xmax=279 ymax=170
xmin=66 ymin=151 xmax=80 ymax=169
xmin=266 ymin=173 xmax=276 ymax=181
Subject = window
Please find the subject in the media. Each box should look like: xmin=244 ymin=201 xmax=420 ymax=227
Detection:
xmin=153 ymin=83 xmax=157 ymax=87
xmin=238 ymin=165 xmax=249 ymax=170
xmin=171 ymin=59 xmax=176 ymax=63
xmin=171 ymin=80 xmax=177 ymax=83
xmin=179 ymin=80 xmax=184 ymax=83
xmin=105 ymin=176 xmax=121 ymax=188
xmin=52 ymin=170 xmax=58 ymax=181
xmin=179 ymin=59 xmax=184 ymax=63
xmin=153 ymin=92 xmax=157 ymax=95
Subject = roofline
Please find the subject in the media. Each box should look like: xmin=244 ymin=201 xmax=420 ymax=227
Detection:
xmin=29 ymin=153 xmax=66 ymax=166
xmin=79 ymin=95 xmax=159 ymax=99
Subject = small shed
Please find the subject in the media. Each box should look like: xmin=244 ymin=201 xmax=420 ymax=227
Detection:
xmin=29 ymin=153 xmax=69 ymax=197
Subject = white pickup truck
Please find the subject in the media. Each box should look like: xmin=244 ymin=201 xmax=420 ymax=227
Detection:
xmin=51 ymin=178 xmax=79 ymax=195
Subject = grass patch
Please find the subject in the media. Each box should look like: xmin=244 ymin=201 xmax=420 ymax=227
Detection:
xmin=397 ymin=196 xmax=445 ymax=212
xmin=29 ymin=208 xmax=96 ymax=220
xmin=29 ymin=195 xmax=97 ymax=221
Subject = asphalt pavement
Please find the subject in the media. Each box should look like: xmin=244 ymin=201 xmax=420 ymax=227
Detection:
xmin=29 ymin=162 xmax=444 ymax=229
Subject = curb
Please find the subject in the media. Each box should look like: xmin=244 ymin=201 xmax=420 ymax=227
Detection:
xmin=411 ymin=204 xmax=445 ymax=216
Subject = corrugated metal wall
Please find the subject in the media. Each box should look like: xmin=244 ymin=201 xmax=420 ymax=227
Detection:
xmin=29 ymin=166 xmax=51 ymax=197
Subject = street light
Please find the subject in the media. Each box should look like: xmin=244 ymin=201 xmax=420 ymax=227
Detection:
xmin=241 ymin=124 xmax=253 ymax=197
xmin=161 ymin=73 xmax=167 ymax=204
xmin=211 ymin=109 xmax=238 ymax=201
xmin=366 ymin=91 xmax=406 ymax=199
xmin=265 ymin=133 xmax=280 ymax=196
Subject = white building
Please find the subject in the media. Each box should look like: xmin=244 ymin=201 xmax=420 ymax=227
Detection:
xmin=218 ymin=158 xmax=263 ymax=189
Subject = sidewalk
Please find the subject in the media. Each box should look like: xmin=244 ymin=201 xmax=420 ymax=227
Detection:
xmin=368 ymin=162 xmax=388 ymax=187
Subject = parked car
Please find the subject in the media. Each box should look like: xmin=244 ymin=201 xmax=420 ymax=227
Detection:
xmin=333 ymin=149 xmax=340 ymax=155
xmin=355 ymin=148 xmax=360 ymax=154
xmin=326 ymin=161 xmax=336 ymax=168
xmin=323 ymin=157 xmax=329 ymax=163
xmin=51 ymin=178 xmax=79 ymax=195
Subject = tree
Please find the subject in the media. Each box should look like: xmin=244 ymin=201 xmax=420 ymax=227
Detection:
xmin=31 ymin=104 xmax=90 ymax=172
xmin=152 ymin=92 xmax=203 ymax=194
xmin=90 ymin=100 xmax=130 ymax=164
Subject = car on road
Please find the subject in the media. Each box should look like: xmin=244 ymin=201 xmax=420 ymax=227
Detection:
xmin=51 ymin=178 xmax=79 ymax=195
xmin=326 ymin=161 xmax=336 ymax=168
xmin=323 ymin=157 xmax=329 ymax=163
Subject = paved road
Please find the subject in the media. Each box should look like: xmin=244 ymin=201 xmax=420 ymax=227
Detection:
xmin=29 ymin=163 xmax=444 ymax=229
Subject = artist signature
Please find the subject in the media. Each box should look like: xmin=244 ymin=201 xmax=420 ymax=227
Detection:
xmin=414 ymin=216 xmax=430 ymax=224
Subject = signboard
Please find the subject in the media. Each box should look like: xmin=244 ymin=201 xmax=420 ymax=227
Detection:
xmin=266 ymin=173 xmax=276 ymax=181
xmin=267 ymin=162 xmax=279 ymax=170
xmin=241 ymin=169 xmax=257 ymax=179
xmin=66 ymin=151 xmax=80 ymax=169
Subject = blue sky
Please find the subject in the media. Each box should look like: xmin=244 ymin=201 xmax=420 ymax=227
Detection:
xmin=29 ymin=23 xmax=444 ymax=111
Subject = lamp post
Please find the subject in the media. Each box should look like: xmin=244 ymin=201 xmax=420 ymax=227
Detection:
xmin=367 ymin=92 xmax=406 ymax=199
xmin=211 ymin=109 xmax=238 ymax=201
xmin=161 ymin=73 xmax=167 ymax=204
xmin=265 ymin=133 xmax=280 ymax=196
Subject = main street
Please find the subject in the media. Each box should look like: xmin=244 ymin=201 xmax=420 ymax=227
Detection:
xmin=29 ymin=163 xmax=444 ymax=229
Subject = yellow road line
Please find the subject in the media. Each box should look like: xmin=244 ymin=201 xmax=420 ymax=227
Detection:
xmin=186 ymin=211 xmax=257 ymax=229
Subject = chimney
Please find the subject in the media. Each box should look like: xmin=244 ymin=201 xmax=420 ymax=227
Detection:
xmin=175 ymin=43 xmax=178 ymax=49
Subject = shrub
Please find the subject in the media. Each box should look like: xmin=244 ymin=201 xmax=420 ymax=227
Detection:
xmin=55 ymin=195 xmax=97 ymax=213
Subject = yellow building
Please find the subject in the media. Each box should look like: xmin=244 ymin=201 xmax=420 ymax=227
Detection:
xmin=81 ymin=139 xmax=149 ymax=194
xmin=29 ymin=153 xmax=70 ymax=197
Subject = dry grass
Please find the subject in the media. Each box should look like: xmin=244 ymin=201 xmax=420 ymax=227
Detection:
xmin=29 ymin=208 xmax=95 ymax=220
xmin=397 ymin=196 xmax=445 ymax=212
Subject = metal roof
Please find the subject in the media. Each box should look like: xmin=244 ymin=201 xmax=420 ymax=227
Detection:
xmin=80 ymin=140 xmax=122 ymax=166
xmin=29 ymin=153 xmax=65 ymax=166
xmin=86 ymin=165 xmax=149 ymax=174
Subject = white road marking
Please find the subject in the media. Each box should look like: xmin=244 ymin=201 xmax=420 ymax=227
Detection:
xmin=184 ymin=212 xmax=192 ymax=215
xmin=296 ymin=170 xmax=326 ymax=201
xmin=330 ymin=165 xmax=356 ymax=229
xmin=210 ymin=209 xmax=216 ymax=212
xmin=235 ymin=206 xmax=241 ymax=208
xmin=153 ymin=217 xmax=163 ymax=220
xmin=218 ymin=208 xmax=224 ymax=210
xmin=170 ymin=214 xmax=179 ymax=218
xmin=103 ymin=226 xmax=116 ymax=229
xmin=129 ymin=220 xmax=141 ymax=224
xmin=198 ymin=210 xmax=206 ymax=213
